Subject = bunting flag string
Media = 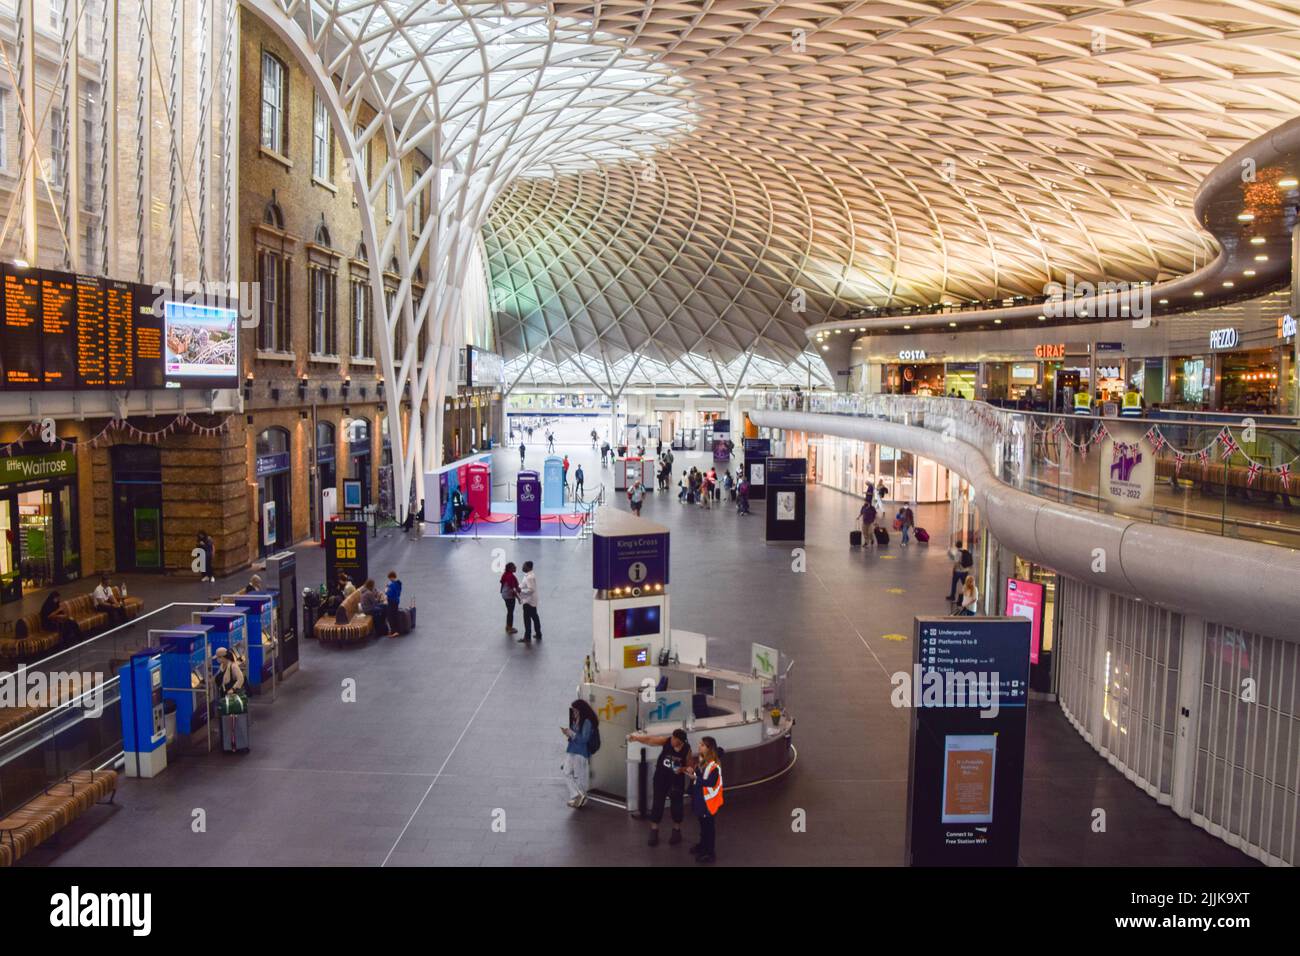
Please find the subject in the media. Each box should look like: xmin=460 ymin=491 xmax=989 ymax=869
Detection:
xmin=0 ymin=413 xmax=240 ymax=452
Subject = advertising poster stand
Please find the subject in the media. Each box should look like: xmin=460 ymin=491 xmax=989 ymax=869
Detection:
xmin=742 ymin=438 xmax=771 ymax=500
xmin=763 ymin=457 xmax=806 ymax=542
xmin=324 ymin=520 xmax=368 ymax=591
xmin=905 ymin=616 xmax=1031 ymax=867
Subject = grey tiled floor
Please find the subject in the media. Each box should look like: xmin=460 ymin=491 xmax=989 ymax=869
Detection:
xmin=20 ymin=442 xmax=1255 ymax=866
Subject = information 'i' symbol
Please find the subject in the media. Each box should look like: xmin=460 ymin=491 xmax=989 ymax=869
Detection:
xmin=628 ymin=561 xmax=648 ymax=584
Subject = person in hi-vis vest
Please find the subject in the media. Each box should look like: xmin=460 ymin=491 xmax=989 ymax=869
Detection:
xmin=1121 ymin=388 xmax=1143 ymax=417
xmin=1072 ymin=389 xmax=1093 ymax=416
xmin=685 ymin=736 xmax=724 ymax=864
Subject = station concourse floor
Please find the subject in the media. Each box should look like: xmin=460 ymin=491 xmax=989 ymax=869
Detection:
xmin=23 ymin=441 xmax=1255 ymax=867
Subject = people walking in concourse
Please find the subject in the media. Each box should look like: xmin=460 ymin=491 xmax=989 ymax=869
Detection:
xmin=574 ymin=464 xmax=585 ymax=501
xmin=518 ymin=560 xmax=542 ymax=642
xmin=520 ymin=440 xmax=527 ymax=467
xmin=562 ymin=699 xmax=599 ymax=808
xmin=628 ymin=728 xmax=690 ymax=846
xmin=685 ymin=735 xmax=723 ymax=863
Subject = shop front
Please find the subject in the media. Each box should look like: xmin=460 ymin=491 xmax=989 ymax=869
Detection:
xmin=1218 ymin=346 xmax=1282 ymax=413
xmin=310 ymin=421 xmax=337 ymax=541
xmin=346 ymin=417 xmax=372 ymax=506
xmin=943 ymin=363 xmax=978 ymax=398
xmin=111 ymin=445 xmax=163 ymax=572
xmin=256 ymin=427 xmax=293 ymax=556
xmin=884 ymin=357 xmax=944 ymax=396
xmin=786 ymin=431 xmax=951 ymax=504
xmin=0 ymin=444 xmax=82 ymax=603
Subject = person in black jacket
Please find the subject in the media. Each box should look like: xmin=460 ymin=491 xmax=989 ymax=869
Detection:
xmin=628 ymin=728 xmax=690 ymax=846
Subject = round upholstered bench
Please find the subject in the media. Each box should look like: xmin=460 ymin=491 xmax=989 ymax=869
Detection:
xmin=312 ymin=590 xmax=376 ymax=645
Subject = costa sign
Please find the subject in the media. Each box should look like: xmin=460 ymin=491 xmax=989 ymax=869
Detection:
xmin=898 ymin=349 xmax=927 ymax=362
xmin=1034 ymin=343 xmax=1065 ymax=359
xmin=1209 ymin=328 xmax=1240 ymax=350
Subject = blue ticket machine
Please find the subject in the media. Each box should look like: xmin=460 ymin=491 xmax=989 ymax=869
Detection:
xmin=158 ymin=627 xmax=212 ymax=736
xmin=193 ymin=609 xmax=247 ymax=666
xmin=120 ymin=650 xmax=168 ymax=778
xmin=231 ymin=593 xmax=277 ymax=688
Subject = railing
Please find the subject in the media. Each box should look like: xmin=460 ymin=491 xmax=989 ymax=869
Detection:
xmin=0 ymin=602 xmax=231 ymax=818
xmin=757 ymin=392 xmax=1300 ymax=549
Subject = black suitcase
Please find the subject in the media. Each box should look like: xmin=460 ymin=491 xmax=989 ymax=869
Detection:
xmin=395 ymin=606 xmax=416 ymax=634
xmin=849 ymin=530 xmax=863 ymax=548
xmin=874 ymin=527 xmax=890 ymax=546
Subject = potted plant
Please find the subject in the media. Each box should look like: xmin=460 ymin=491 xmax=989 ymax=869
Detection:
xmin=769 ymin=707 xmax=782 ymax=727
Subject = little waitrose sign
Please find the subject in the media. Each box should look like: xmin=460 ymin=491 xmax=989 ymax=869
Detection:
xmin=0 ymin=451 xmax=77 ymax=486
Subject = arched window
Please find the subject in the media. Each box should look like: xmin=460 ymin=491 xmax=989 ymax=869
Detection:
xmin=315 ymin=221 xmax=332 ymax=247
xmin=256 ymin=426 xmax=290 ymax=457
xmin=355 ymin=240 xmax=367 ymax=262
xmin=263 ymin=200 xmax=284 ymax=229
xmin=315 ymin=421 xmax=336 ymax=459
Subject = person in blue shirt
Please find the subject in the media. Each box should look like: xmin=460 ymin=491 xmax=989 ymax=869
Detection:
xmin=561 ymin=699 xmax=600 ymax=808
xmin=383 ymin=571 xmax=402 ymax=637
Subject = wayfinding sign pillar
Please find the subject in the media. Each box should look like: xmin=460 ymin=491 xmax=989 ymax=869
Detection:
xmin=905 ymin=616 xmax=1031 ymax=867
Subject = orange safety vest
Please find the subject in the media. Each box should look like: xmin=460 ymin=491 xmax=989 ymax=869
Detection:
xmin=702 ymin=759 xmax=724 ymax=815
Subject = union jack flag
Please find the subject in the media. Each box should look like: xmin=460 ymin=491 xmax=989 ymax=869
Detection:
xmin=1278 ymin=463 xmax=1293 ymax=492
xmin=1198 ymin=448 xmax=1210 ymax=474
xmin=1219 ymin=429 xmax=1239 ymax=460
xmin=1174 ymin=451 xmax=1186 ymax=476
xmin=1246 ymin=462 xmax=1262 ymax=487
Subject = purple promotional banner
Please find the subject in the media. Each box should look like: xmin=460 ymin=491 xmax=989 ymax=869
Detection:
xmin=517 ymin=470 xmax=542 ymax=532
xmin=593 ymin=532 xmax=670 ymax=590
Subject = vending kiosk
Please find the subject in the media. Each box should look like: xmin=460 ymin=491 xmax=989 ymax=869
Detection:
xmin=517 ymin=470 xmax=542 ymax=533
xmin=231 ymin=592 xmax=277 ymax=690
xmin=193 ymin=609 xmax=247 ymax=665
xmin=120 ymin=650 xmax=168 ymax=778
xmin=158 ymin=626 xmax=212 ymax=737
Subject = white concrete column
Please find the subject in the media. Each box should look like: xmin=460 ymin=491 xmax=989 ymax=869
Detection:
xmin=1171 ymin=616 xmax=1205 ymax=819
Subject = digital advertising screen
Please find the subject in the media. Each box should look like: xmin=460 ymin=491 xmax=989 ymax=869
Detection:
xmin=614 ymin=606 xmax=660 ymax=639
xmin=162 ymin=299 xmax=239 ymax=387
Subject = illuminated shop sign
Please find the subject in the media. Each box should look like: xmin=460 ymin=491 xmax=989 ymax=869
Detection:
xmin=1280 ymin=314 xmax=1296 ymax=339
xmin=1034 ymin=343 xmax=1065 ymax=359
xmin=1209 ymin=328 xmax=1240 ymax=350
xmin=898 ymin=350 xmax=927 ymax=362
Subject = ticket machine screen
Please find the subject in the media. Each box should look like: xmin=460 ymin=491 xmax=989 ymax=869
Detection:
xmin=150 ymin=665 xmax=165 ymax=739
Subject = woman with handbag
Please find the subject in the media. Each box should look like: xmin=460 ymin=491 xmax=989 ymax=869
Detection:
xmin=499 ymin=562 xmax=520 ymax=634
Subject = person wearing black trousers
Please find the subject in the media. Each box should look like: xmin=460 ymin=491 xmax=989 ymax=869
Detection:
xmin=628 ymin=728 xmax=690 ymax=846
xmin=685 ymin=735 xmax=723 ymax=863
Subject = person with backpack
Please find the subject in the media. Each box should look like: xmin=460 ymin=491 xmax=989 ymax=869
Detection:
xmin=629 ymin=478 xmax=645 ymax=516
xmin=628 ymin=728 xmax=691 ymax=846
xmin=561 ymin=699 xmax=600 ymax=808
xmin=500 ymin=562 xmax=520 ymax=634
xmin=684 ymin=735 xmax=723 ymax=863
xmin=945 ymin=547 xmax=974 ymax=601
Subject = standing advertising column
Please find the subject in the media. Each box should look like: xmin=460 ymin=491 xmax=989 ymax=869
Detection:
xmin=905 ymin=616 xmax=1031 ymax=866
xmin=743 ymin=437 xmax=771 ymax=500
xmin=517 ymin=470 xmax=542 ymax=533
xmin=543 ymin=455 xmax=565 ymax=508
xmin=764 ymin=457 xmax=806 ymax=542
xmin=465 ymin=463 xmax=490 ymax=518
xmin=712 ymin=418 xmax=731 ymax=462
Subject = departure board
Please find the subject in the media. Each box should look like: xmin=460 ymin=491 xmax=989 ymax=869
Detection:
xmin=0 ymin=267 xmax=239 ymax=391
xmin=40 ymin=271 xmax=76 ymax=387
xmin=105 ymin=279 xmax=134 ymax=388
xmin=3 ymin=266 xmax=43 ymax=387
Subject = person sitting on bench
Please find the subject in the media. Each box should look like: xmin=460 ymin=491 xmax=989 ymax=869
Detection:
xmin=93 ymin=575 xmax=127 ymax=626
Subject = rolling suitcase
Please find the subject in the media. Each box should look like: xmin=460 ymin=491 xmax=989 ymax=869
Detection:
xmin=914 ymin=527 xmax=930 ymax=544
xmin=218 ymin=693 xmax=250 ymax=753
xmin=850 ymin=530 xmax=863 ymax=548
xmin=873 ymin=526 xmax=890 ymax=546
xmin=395 ymin=606 xmax=416 ymax=634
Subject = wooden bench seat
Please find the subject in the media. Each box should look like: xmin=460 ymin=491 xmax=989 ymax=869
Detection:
xmin=313 ymin=589 xmax=375 ymax=645
xmin=0 ymin=612 xmax=60 ymax=665
xmin=0 ymin=769 xmax=117 ymax=867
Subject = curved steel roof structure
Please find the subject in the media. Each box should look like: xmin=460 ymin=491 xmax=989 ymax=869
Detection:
xmin=252 ymin=0 xmax=1300 ymax=501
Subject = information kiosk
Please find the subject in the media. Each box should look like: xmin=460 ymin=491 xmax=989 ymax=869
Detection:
xmin=580 ymin=508 xmax=794 ymax=806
